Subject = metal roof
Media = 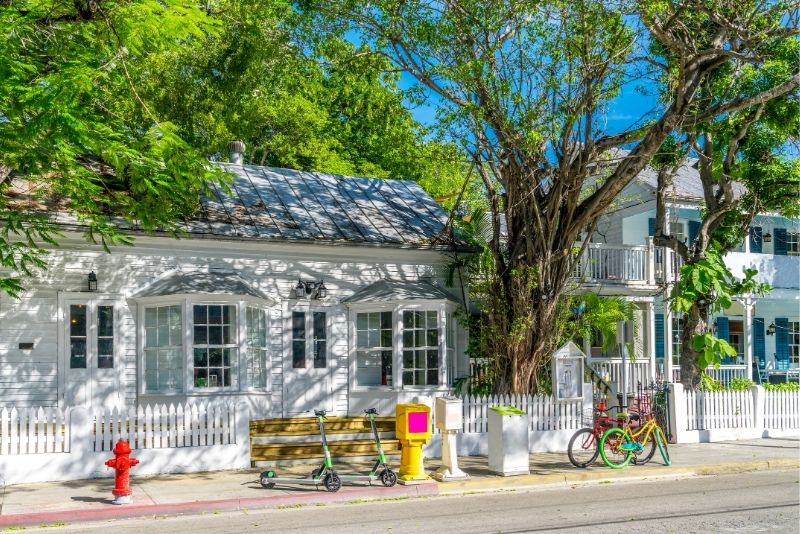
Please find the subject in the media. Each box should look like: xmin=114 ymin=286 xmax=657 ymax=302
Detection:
xmin=343 ymin=279 xmax=460 ymax=304
xmin=190 ymin=164 xmax=452 ymax=246
xmin=132 ymin=271 xmax=273 ymax=302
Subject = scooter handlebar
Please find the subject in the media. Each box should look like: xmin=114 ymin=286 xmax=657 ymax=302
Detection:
xmin=314 ymin=410 xmax=327 ymax=417
xmin=364 ymin=408 xmax=378 ymax=415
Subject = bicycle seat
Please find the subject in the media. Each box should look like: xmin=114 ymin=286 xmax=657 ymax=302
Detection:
xmin=364 ymin=408 xmax=378 ymax=415
xmin=314 ymin=410 xmax=327 ymax=417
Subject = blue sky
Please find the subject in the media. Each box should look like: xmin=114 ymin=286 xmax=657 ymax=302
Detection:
xmin=399 ymin=73 xmax=662 ymax=137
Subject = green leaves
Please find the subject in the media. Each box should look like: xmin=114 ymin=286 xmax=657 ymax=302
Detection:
xmin=692 ymin=333 xmax=737 ymax=370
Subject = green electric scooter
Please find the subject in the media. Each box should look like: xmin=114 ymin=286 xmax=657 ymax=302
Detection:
xmin=336 ymin=408 xmax=397 ymax=487
xmin=259 ymin=409 xmax=341 ymax=492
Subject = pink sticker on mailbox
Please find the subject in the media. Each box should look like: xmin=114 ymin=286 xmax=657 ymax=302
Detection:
xmin=407 ymin=412 xmax=428 ymax=433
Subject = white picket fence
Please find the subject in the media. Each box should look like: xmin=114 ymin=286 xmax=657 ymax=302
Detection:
xmin=461 ymin=394 xmax=583 ymax=433
xmin=93 ymin=404 xmax=236 ymax=452
xmin=764 ymin=390 xmax=800 ymax=431
xmin=685 ymin=389 xmax=755 ymax=431
xmin=671 ymin=384 xmax=800 ymax=443
xmin=0 ymin=402 xmax=250 ymax=485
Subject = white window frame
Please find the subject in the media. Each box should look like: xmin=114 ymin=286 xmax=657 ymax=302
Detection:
xmin=787 ymin=232 xmax=799 ymax=256
xmin=347 ymin=301 xmax=457 ymax=392
xmin=286 ymin=303 xmax=332 ymax=372
xmin=136 ymin=295 xmax=272 ymax=396
xmin=790 ymin=320 xmax=800 ymax=368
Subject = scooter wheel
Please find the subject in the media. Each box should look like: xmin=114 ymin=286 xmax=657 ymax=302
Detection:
xmin=380 ymin=469 xmax=397 ymax=487
xmin=260 ymin=470 xmax=277 ymax=489
xmin=323 ymin=472 xmax=341 ymax=492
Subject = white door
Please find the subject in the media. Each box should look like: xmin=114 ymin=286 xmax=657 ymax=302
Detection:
xmin=284 ymin=309 xmax=332 ymax=416
xmin=62 ymin=299 xmax=120 ymax=409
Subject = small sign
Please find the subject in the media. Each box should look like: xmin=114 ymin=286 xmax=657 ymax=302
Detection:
xmin=552 ymin=341 xmax=585 ymax=403
xmin=18 ymin=342 xmax=34 ymax=350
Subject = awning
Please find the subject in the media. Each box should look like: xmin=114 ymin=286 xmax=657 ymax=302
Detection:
xmin=132 ymin=271 xmax=274 ymax=303
xmin=343 ymin=279 xmax=460 ymax=304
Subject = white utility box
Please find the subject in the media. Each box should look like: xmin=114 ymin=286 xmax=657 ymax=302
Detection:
xmin=487 ymin=406 xmax=530 ymax=476
xmin=435 ymin=396 xmax=463 ymax=431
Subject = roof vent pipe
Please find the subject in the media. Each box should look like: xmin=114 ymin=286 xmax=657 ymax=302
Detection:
xmin=228 ymin=140 xmax=246 ymax=165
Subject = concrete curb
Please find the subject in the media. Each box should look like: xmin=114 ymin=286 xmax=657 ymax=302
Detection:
xmin=0 ymin=458 xmax=796 ymax=528
xmin=0 ymin=483 xmax=438 ymax=529
xmin=436 ymin=458 xmax=800 ymax=496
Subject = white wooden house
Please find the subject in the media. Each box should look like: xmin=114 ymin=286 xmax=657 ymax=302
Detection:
xmin=0 ymin=152 xmax=470 ymax=416
xmin=585 ymin=155 xmax=800 ymax=386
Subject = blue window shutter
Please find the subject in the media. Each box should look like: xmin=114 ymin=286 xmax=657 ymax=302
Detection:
xmin=753 ymin=318 xmax=766 ymax=370
xmin=648 ymin=218 xmax=656 ymax=237
xmin=775 ymin=318 xmax=790 ymax=370
xmin=655 ymin=313 xmax=664 ymax=358
xmin=716 ymin=316 xmax=731 ymax=364
xmin=774 ymin=228 xmax=788 ymax=256
xmin=749 ymin=227 xmax=762 ymax=253
xmin=688 ymin=220 xmax=701 ymax=244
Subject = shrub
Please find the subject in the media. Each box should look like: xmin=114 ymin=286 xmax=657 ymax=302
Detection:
xmin=729 ymin=377 xmax=755 ymax=391
xmin=763 ymin=382 xmax=800 ymax=392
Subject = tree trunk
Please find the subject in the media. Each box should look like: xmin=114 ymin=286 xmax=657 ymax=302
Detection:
xmin=679 ymin=303 xmax=708 ymax=390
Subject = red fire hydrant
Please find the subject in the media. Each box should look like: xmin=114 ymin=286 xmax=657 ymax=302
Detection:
xmin=105 ymin=439 xmax=139 ymax=505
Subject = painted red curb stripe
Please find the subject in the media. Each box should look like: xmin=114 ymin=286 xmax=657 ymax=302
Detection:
xmin=0 ymin=484 xmax=439 ymax=528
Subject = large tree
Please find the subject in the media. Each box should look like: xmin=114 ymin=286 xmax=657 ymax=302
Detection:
xmin=0 ymin=0 xmax=475 ymax=297
xmin=652 ymin=35 xmax=800 ymax=388
xmin=317 ymin=0 xmax=800 ymax=393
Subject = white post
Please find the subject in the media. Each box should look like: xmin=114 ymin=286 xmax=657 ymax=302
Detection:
xmin=234 ymin=402 xmax=251 ymax=469
xmin=647 ymin=236 xmax=656 ymax=285
xmin=647 ymin=300 xmax=657 ymax=382
xmin=665 ymin=308 xmax=674 ymax=383
xmin=751 ymin=385 xmax=765 ymax=437
xmin=744 ymin=299 xmax=754 ymax=379
xmin=668 ymin=382 xmax=688 ymax=443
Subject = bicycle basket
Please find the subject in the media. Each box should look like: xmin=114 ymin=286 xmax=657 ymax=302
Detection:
xmin=581 ymin=408 xmax=595 ymax=427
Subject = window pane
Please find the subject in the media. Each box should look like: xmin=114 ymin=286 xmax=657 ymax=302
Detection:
xmin=208 ymin=325 xmax=222 ymax=345
xmin=314 ymin=340 xmax=327 ymax=368
xmin=70 ymin=305 xmax=86 ymax=337
xmin=380 ymin=329 xmax=392 ymax=348
xmin=427 ymin=350 xmax=438 ymax=368
xmin=194 ymin=325 xmax=207 ymax=345
xmin=209 ymin=348 xmax=223 ymax=367
xmin=193 ymin=305 xmax=206 ymax=325
xmin=403 ymin=351 xmax=414 ymax=367
xmin=357 ymin=330 xmax=368 ymax=348
xmin=194 ymin=348 xmax=208 ymax=367
xmin=98 ymin=339 xmax=114 ymax=368
xmin=403 ymin=371 xmax=413 ymax=385
xmin=70 ymin=340 xmax=87 ymax=368
xmin=143 ymin=306 xmax=183 ymax=393
xmin=427 ymin=329 xmax=438 ymax=346
xmin=427 ymin=370 xmax=438 ymax=385
xmin=293 ymin=340 xmax=305 ymax=368
xmin=292 ymin=312 xmax=305 ymax=339
xmin=381 ymin=312 xmax=392 ymax=330
xmin=208 ymin=305 xmax=222 ymax=324
xmin=403 ymin=311 xmax=413 ymax=328
xmin=98 ymin=306 xmax=113 ymax=337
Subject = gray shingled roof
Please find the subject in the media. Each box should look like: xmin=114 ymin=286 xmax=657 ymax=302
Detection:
xmin=187 ymin=164 xmax=451 ymax=246
xmin=343 ymin=279 xmax=460 ymax=304
xmin=132 ymin=271 xmax=273 ymax=301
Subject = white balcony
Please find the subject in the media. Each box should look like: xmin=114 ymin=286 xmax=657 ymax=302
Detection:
xmin=572 ymin=240 xmax=682 ymax=287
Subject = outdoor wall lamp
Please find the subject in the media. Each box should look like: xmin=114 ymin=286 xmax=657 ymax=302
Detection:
xmin=87 ymin=271 xmax=98 ymax=292
xmin=294 ymin=280 xmax=327 ymax=299
xmin=763 ymin=232 xmax=772 ymax=243
xmin=766 ymin=322 xmax=776 ymax=335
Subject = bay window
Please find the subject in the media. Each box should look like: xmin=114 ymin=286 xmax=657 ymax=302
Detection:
xmin=139 ymin=299 xmax=270 ymax=395
xmin=351 ymin=305 xmax=458 ymax=390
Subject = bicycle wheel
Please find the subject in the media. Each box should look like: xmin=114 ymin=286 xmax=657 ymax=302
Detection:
xmin=655 ymin=426 xmax=671 ymax=466
xmin=567 ymin=428 xmax=599 ymax=468
xmin=599 ymin=428 xmax=633 ymax=469
xmin=632 ymin=431 xmax=657 ymax=465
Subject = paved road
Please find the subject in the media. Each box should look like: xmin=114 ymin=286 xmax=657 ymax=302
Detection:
xmin=28 ymin=469 xmax=799 ymax=533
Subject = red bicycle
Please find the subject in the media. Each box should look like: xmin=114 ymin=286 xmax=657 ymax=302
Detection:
xmin=567 ymin=402 xmax=617 ymax=468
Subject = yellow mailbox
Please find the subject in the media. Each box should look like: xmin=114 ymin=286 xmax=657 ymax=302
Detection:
xmin=395 ymin=403 xmax=431 ymax=482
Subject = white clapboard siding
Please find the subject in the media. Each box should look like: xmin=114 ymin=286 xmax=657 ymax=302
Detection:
xmin=0 ymin=406 xmax=68 ymax=454
xmin=460 ymin=394 xmax=582 ymax=433
xmin=91 ymin=403 xmax=236 ymax=452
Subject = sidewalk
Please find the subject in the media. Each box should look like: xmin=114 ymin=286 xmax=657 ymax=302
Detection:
xmin=1 ymin=437 xmax=797 ymax=528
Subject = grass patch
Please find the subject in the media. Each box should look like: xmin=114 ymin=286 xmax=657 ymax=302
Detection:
xmin=38 ymin=524 xmax=66 ymax=529
xmin=2 ymin=527 xmax=25 ymax=532
xmin=346 ymin=496 xmax=410 ymax=505
xmin=277 ymin=503 xmax=304 ymax=510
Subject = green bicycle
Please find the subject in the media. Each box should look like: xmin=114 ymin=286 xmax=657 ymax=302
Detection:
xmin=598 ymin=412 xmax=671 ymax=469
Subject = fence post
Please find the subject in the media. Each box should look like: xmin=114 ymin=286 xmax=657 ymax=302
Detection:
xmin=751 ymin=385 xmax=765 ymax=437
xmin=233 ymin=402 xmax=251 ymax=469
xmin=668 ymin=383 xmax=688 ymax=443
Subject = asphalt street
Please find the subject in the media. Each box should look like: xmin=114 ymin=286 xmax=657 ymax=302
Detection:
xmin=27 ymin=468 xmax=800 ymax=533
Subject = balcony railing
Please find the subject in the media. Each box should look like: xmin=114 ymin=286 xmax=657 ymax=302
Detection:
xmin=571 ymin=240 xmax=686 ymax=286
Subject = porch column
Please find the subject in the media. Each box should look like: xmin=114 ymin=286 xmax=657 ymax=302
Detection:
xmin=647 ymin=300 xmax=657 ymax=382
xmin=664 ymin=307 xmax=674 ymax=382
xmin=646 ymin=237 xmax=656 ymax=285
xmin=743 ymin=298 xmax=755 ymax=378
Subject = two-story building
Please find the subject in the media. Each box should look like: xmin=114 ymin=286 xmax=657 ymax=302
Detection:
xmin=583 ymin=158 xmax=799 ymax=386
